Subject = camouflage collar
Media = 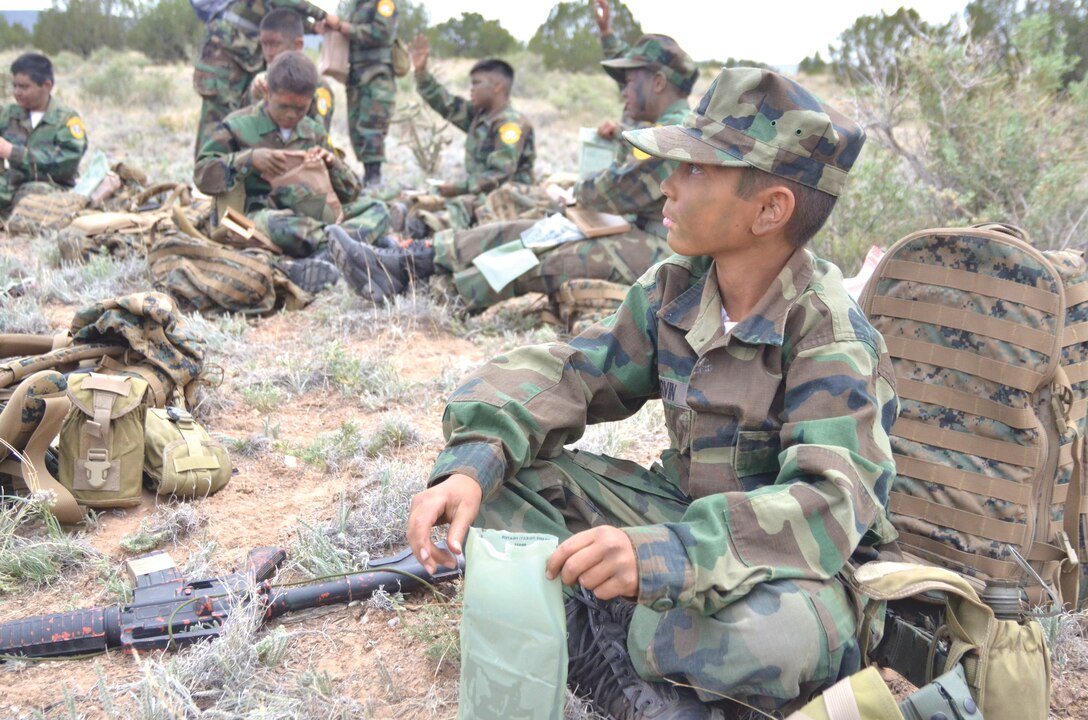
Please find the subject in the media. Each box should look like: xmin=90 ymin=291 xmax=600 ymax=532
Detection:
xmin=655 ymin=99 xmax=691 ymax=125
xmin=660 ymin=247 xmax=815 ymax=353
xmin=11 ymin=97 xmax=64 ymax=127
xmin=255 ymin=102 xmax=320 ymax=143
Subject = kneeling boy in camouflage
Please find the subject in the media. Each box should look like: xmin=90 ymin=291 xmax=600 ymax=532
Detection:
xmin=0 ymin=52 xmax=87 ymax=213
xmin=194 ymin=51 xmax=389 ymax=293
xmin=406 ymin=67 xmax=899 ymax=718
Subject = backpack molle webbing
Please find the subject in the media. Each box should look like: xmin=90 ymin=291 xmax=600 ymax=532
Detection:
xmin=859 ymin=226 xmax=1087 ymax=608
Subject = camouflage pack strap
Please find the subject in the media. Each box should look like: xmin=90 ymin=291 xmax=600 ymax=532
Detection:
xmin=0 ymin=331 xmax=71 ymax=358
xmin=96 ymin=354 xmax=173 ymax=408
xmin=0 ymin=342 xmax=127 ymax=390
xmin=132 ymin=182 xmax=191 ymax=212
xmin=171 ymin=202 xmax=213 ymax=243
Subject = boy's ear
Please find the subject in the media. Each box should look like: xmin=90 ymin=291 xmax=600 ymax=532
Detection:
xmin=750 ymin=184 xmax=795 ymax=237
xmin=42 ymin=79 xmax=54 ymax=95
xmin=651 ymin=70 xmax=668 ymax=94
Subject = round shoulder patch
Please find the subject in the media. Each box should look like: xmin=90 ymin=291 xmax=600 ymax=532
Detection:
xmin=315 ymin=87 xmax=332 ymax=116
xmin=499 ymin=122 xmax=522 ymax=146
xmin=66 ymin=115 xmax=85 ymax=141
xmin=377 ymin=0 xmax=395 ymax=17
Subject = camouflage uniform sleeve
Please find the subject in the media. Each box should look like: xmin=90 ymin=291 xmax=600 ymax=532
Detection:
xmin=624 ymin=326 xmax=899 ymax=615
xmin=429 ymin=286 xmax=660 ymax=497
xmin=573 ymin=155 xmax=675 ymax=215
xmin=464 ymin=122 xmax=530 ymax=195
xmin=343 ymin=0 xmax=397 ymax=46
xmin=7 ymin=112 xmax=87 ymax=181
xmin=416 ymin=70 xmax=473 ymax=133
xmin=270 ymin=0 xmax=327 ymax=21
xmin=193 ymin=122 xmax=253 ymax=195
xmin=601 ymin=33 xmax=626 ymax=60
xmin=326 ymin=132 xmax=361 ymax=203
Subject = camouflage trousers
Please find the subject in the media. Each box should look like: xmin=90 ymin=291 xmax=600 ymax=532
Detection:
xmin=193 ymin=43 xmax=256 ymax=159
xmin=252 ymin=196 xmax=391 ymax=257
xmin=477 ymin=448 xmax=862 ymax=711
xmin=346 ymin=64 xmax=396 ymax=165
xmin=432 ymin=219 xmax=671 ymax=312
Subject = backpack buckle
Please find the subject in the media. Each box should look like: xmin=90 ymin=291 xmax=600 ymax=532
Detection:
xmin=83 ymin=448 xmax=111 ymax=489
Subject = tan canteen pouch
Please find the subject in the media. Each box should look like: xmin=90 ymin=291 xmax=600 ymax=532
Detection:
xmin=144 ymin=407 xmax=231 ymax=498
xmin=59 ymin=372 xmax=147 ymax=507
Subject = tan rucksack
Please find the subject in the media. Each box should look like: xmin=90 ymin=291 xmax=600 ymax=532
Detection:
xmin=859 ymin=224 xmax=1088 ymax=609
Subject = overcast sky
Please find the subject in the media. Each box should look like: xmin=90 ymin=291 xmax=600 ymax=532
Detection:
xmin=0 ymin=0 xmax=971 ymax=66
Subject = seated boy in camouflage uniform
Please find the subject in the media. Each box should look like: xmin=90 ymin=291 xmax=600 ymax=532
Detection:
xmin=407 ymin=34 xmax=535 ymax=230
xmin=327 ymin=34 xmax=697 ymax=312
xmin=194 ymin=51 xmax=389 ymax=293
xmin=406 ymin=68 xmax=899 ymax=718
xmin=245 ymin=9 xmax=336 ymax=133
xmin=0 ymin=53 xmax=87 ymax=213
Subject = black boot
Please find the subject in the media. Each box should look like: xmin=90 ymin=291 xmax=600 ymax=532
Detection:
xmin=363 ymin=162 xmax=382 ymax=188
xmin=327 ymin=224 xmax=403 ymax=303
xmin=566 ymin=588 xmax=719 ymax=719
xmin=284 ymin=255 xmax=339 ymax=294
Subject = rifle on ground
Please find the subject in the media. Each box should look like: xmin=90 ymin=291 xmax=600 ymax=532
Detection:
xmin=0 ymin=543 xmax=464 ymax=659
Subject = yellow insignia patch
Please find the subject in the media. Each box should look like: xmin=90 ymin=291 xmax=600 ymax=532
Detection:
xmin=315 ymin=87 xmax=332 ymax=116
xmin=632 ymin=147 xmax=651 ymax=160
xmin=377 ymin=0 xmax=395 ymax=17
xmin=499 ymin=122 xmax=522 ymax=146
xmin=66 ymin=116 xmax=85 ymax=140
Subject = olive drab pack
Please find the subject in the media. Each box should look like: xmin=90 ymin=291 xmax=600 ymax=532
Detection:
xmin=6 ymin=189 xmax=88 ymax=235
xmin=851 ymin=561 xmax=1049 ymax=720
xmin=58 ymin=372 xmax=148 ymax=508
xmin=859 ymin=225 xmax=1088 ymax=609
xmin=143 ymin=407 xmax=231 ymax=499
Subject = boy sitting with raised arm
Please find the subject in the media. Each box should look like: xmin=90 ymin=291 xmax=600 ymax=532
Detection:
xmin=406 ymin=66 xmax=899 ymax=718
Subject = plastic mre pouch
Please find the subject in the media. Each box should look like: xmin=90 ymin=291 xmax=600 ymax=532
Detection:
xmin=459 ymin=528 xmax=567 ymax=720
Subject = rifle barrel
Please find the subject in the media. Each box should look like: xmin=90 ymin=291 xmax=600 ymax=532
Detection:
xmin=0 ymin=605 xmax=122 ymax=659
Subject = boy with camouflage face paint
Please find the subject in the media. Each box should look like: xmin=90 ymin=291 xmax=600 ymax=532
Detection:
xmin=407 ymin=67 xmax=899 ymax=718
xmin=0 ymin=53 xmax=87 ymax=213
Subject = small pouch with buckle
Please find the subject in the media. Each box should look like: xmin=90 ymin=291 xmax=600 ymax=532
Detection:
xmin=143 ymin=406 xmax=231 ymax=499
xmin=58 ymin=371 xmax=148 ymax=508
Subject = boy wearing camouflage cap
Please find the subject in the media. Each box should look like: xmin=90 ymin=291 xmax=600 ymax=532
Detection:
xmin=407 ymin=66 xmax=899 ymax=718
xmin=329 ymin=32 xmax=697 ymax=310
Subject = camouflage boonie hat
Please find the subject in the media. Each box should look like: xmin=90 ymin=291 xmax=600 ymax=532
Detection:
xmin=600 ymin=34 xmax=699 ymax=94
xmin=623 ymin=67 xmax=865 ymax=196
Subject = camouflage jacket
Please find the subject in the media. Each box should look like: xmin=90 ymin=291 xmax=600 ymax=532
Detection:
xmin=201 ymin=0 xmax=328 ymax=73
xmin=245 ymin=74 xmax=335 ymax=132
xmin=193 ymin=101 xmax=359 ymax=215
xmin=0 ymin=99 xmax=87 ymax=187
xmin=430 ymin=249 xmax=900 ymax=612
xmin=572 ymin=99 xmax=688 ymax=238
xmin=344 ymin=0 xmax=397 ymax=67
xmin=416 ymin=70 xmax=535 ymax=196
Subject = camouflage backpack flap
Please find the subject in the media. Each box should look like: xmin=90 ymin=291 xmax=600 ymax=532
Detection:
xmin=858 ymin=225 xmax=1086 ymax=609
xmin=541 ymin=278 xmax=629 ymax=333
xmin=0 ymin=341 xmax=127 ymax=400
xmin=149 ymin=226 xmax=278 ymax=316
xmin=852 ymin=561 xmax=1050 ymax=720
xmin=69 ymin=291 xmax=207 ymax=408
xmin=58 ymin=371 xmax=148 ymax=508
xmin=143 ymin=407 xmax=231 ymax=499
xmin=6 ymin=188 xmax=89 ymax=234
xmin=57 ymin=211 xmax=160 ymax=264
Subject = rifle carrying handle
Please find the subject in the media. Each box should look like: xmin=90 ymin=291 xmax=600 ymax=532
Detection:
xmin=245 ymin=547 xmax=287 ymax=582
xmin=0 ymin=605 xmax=121 ymax=659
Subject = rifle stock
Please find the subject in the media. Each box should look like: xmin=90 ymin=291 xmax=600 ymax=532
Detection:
xmin=0 ymin=543 xmax=462 ymax=660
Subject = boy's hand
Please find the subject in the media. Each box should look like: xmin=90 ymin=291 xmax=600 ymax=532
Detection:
xmin=407 ymin=473 xmax=482 ymax=575
xmin=546 ymin=526 xmax=638 ymax=600
xmin=0 ymin=137 xmax=11 ymax=159
xmin=250 ymin=75 xmax=268 ymax=101
xmin=593 ymin=0 xmax=611 ymax=35
xmin=251 ymin=148 xmax=288 ymax=176
xmin=410 ymin=34 xmax=430 ymax=75
xmin=305 ymin=146 xmax=335 ymax=166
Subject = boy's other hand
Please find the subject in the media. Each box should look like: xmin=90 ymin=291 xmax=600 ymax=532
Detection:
xmin=407 ymin=473 xmax=481 ymax=574
xmin=547 ymin=526 xmax=638 ymax=600
xmin=0 ymin=137 xmax=12 ymax=159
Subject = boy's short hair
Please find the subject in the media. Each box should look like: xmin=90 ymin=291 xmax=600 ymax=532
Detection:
xmin=11 ymin=53 xmax=53 ymax=86
xmin=267 ymin=51 xmax=318 ymax=97
xmin=470 ymin=59 xmax=514 ymax=90
xmin=261 ymin=8 xmax=305 ymax=40
xmin=735 ymin=167 xmax=837 ymax=248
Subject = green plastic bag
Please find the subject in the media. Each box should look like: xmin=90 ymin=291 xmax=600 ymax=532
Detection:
xmin=459 ymin=528 xmax=567 ymax=720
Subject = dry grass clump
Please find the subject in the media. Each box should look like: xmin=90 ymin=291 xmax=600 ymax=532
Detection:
xmin=119 ymin=504 xmax=207 ymax=555
xmin=0 ymin=493 xmax=100 ymax=592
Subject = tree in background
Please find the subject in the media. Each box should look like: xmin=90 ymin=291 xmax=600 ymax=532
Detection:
xmin=830 ymin=7 xmax=951 ymax=85
xmin=428 ymin=12 xmax=520 ymax=58
xmin=33 ymin=0 xmax=133 ymax=57
xmin=967 ymin=0 xmax=1088 ymax=83
xmin=396 ymin=0 xmax=429 ymax=42
xmin=528 ymin=1 xmax=642 ymax=73
xmin=798 ymin=51 xmax=828 ymax=74
xmin=128 ymin=0 xmax=203 ymax=63
xmin=0 ymin=17 xmax=32 ymax=50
